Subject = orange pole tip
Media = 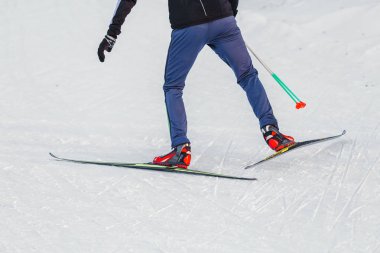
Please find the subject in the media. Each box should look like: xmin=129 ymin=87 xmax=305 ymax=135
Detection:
xmin=296 ymin=101 xmax=306 ymax=109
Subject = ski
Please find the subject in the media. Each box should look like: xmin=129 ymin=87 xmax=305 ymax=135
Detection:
xmin=244 ymin=130 xmax=346 ymax=169
xmin=50 ymin=153 xmax=256 ymax=181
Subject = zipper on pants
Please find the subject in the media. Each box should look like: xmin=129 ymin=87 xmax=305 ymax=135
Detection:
xmin=199 ymin=0 xmax=208 ymax=16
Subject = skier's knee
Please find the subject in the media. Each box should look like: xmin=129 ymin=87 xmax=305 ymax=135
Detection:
xmin=163 ymin=81 xmax=185 ymax=93
xmin=237 ymin=68 xmax=258 ymax=89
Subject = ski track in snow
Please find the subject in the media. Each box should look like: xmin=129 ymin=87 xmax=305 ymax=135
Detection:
xmin=1 ymin=0 xmax=380 ymax=252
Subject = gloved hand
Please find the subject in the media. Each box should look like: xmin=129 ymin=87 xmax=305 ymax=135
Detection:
xmin=97 ymin=35 xmax=116 ymax=62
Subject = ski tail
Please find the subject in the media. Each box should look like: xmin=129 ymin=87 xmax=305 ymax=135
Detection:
xmin=50 ymin=153 xmax=257 ymax=181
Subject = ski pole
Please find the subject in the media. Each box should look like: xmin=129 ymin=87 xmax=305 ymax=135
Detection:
xmin=246 ymin=45 xmax=306 ymax=109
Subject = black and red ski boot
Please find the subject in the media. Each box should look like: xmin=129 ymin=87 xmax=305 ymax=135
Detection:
xmin=261 ymin=125 xmax=295 ymax=152
xmin=153 ymin=143 xmax=191 ymax=169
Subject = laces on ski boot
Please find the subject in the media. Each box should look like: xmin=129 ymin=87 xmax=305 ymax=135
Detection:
xmin=153 ymin=143 xmax=191 ymax=169
xmin=261 ymin=125 xmax=295 ymax=152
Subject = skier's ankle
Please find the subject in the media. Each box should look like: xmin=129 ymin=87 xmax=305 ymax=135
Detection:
xmin=153 ymin=143 xmax=191 ymax=168
xmin=261 ymin=125 xmax=295 ymax=151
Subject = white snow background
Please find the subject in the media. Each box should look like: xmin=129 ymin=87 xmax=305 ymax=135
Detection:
xmin=1 ymin=0 xmax=380 ymax=252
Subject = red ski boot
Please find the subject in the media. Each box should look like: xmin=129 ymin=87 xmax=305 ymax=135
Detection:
xmin=261 ymin=125 xmax=295 ymax=152
xmin=153 ymin=143 xmax=191 ymax=169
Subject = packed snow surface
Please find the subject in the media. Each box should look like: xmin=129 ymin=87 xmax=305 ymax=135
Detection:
xmin=1 ymin=0 xmax=379 ymax=252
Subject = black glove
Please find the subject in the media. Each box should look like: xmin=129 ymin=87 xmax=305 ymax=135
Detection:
xmin=97 ymin=35 xmax=116 ymax=62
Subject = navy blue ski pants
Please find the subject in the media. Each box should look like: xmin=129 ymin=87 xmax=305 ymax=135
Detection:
xmin=164 ymin=16 xmax=278 ymax=148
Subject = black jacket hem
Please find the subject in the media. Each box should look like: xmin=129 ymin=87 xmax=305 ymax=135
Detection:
xmin=170 ymin=13 xmax=234 ymax=30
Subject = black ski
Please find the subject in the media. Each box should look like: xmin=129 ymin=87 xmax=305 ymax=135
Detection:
xmin=244 ymin=130 xmax=346 ymax=169
xmin=50 ymin=153 xmax=256 ymax=181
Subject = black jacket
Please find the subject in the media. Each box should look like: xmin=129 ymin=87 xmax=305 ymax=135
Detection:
xmin=107 ymin=0 xmax=239 ymax=38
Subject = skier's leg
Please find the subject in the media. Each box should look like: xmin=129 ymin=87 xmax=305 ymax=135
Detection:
xmin=207 ymin=17 xmax=278 ymax=129
xmin=164 ymin=25 xmax=207 ymax=147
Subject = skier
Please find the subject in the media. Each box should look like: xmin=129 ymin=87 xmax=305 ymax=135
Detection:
xmin=98 ymin=0 xmax=295 ymax=169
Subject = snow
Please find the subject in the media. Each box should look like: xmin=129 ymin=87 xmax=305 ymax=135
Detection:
xmin=1 ymin=0 xmax=380 ymax=252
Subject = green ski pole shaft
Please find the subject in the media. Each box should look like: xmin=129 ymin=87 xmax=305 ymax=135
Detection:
xmin=246 ymin=45 xmax=306 ymax=109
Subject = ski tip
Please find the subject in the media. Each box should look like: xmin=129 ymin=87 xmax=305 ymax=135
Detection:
xmin=49 ymin=152 xmax=59 ymax=159
xmin=342 ymin=130 xmax=347 ymax=135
